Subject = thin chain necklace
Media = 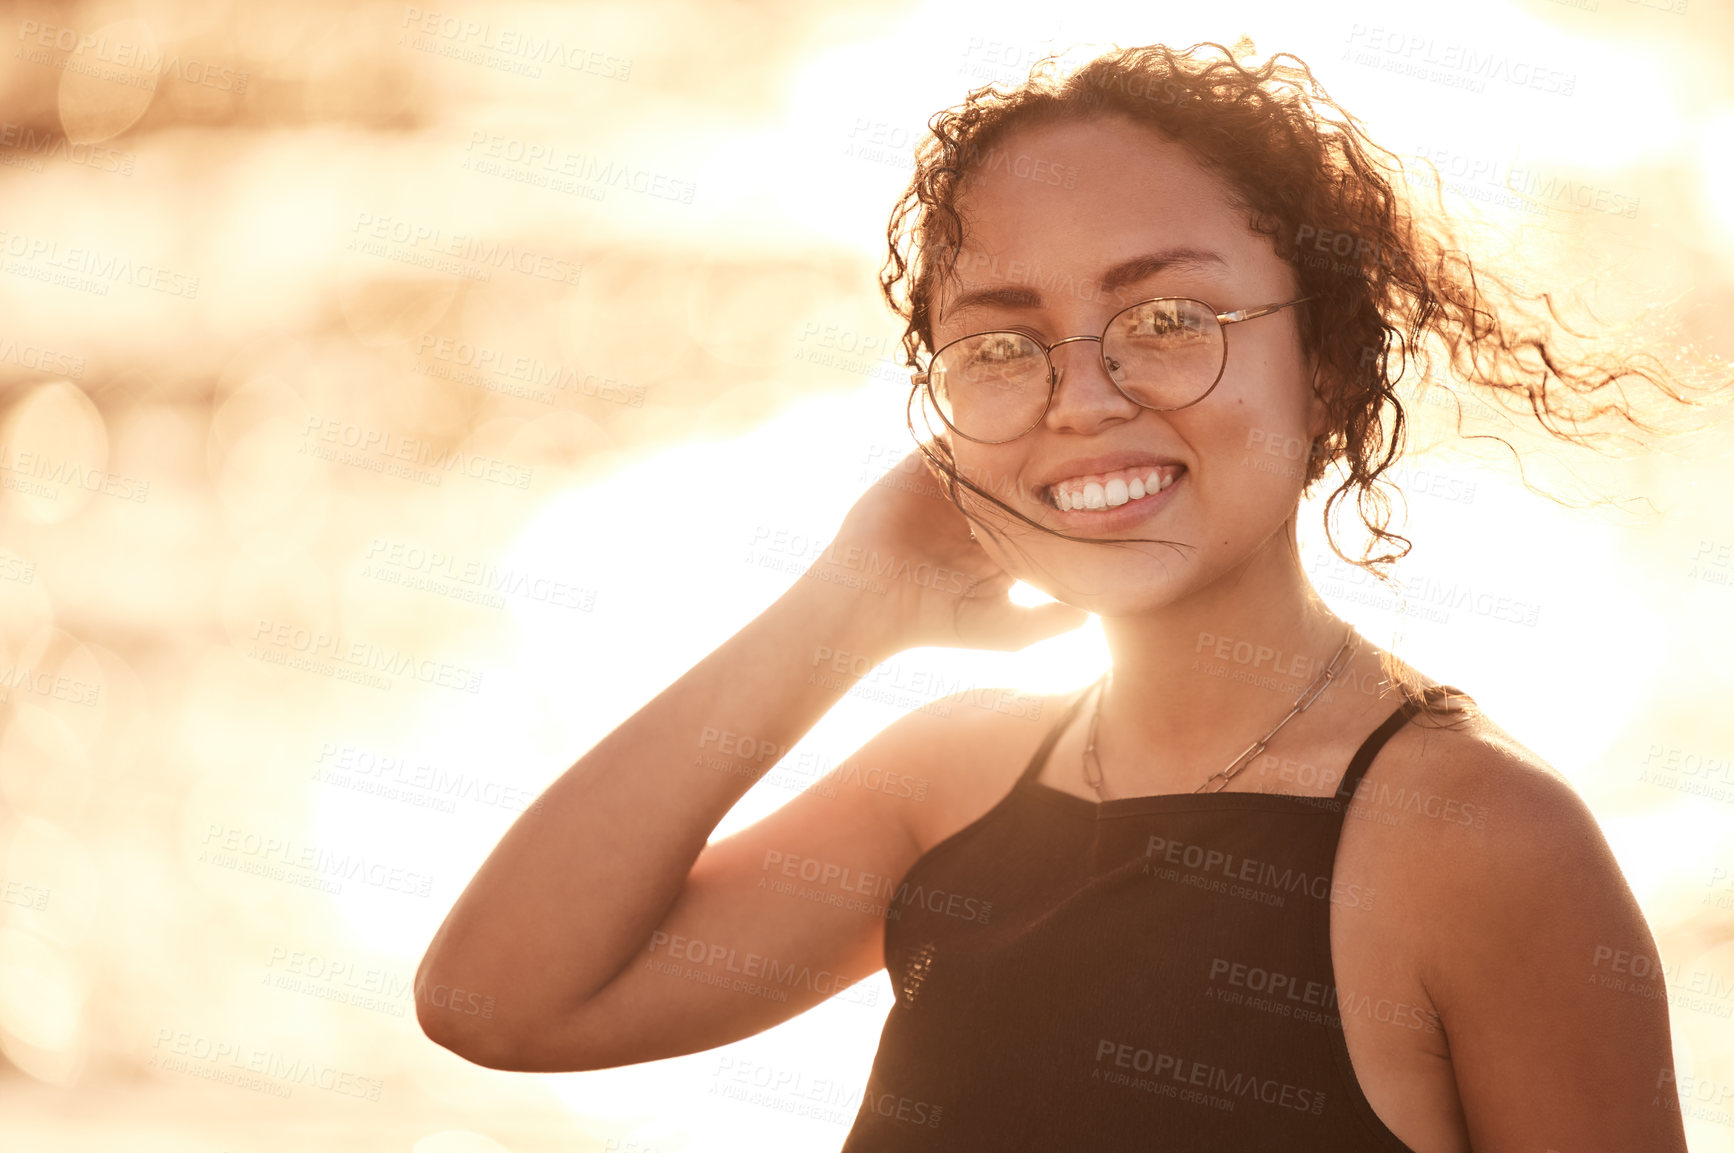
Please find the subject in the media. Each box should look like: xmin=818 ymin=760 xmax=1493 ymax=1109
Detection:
xmin=1082 ymin=625 xmax=1361 ymax=799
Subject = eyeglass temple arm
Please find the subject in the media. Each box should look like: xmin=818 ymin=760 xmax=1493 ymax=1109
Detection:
xmin=1216 ymin=296 xmax=1314 ymax=325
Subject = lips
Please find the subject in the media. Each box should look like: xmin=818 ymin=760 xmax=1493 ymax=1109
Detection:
xmin=1038 ymin=464 xmax=1187 ymax=530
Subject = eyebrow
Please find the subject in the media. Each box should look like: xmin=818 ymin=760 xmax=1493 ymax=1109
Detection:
xmin=939 ymin=247 xmax=1231 ymax=321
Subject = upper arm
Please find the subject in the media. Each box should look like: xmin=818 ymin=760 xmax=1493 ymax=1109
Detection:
xmin=1419 ymin=752 xmax=1688 ymax=1151
xmin=514 ymin=691 xmax=1014 ymax=1073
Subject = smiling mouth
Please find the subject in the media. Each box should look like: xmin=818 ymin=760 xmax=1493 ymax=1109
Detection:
xmin=1042 ymin=464 xmax=1185 ymax=511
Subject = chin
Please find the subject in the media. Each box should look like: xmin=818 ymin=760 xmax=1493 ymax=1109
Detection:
xmin=994 ymin=542 xmax=1200 ymax=619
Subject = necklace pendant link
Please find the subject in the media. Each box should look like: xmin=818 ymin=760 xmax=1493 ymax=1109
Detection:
xmin=1082 ymin=627 xmax=1361 ymax=800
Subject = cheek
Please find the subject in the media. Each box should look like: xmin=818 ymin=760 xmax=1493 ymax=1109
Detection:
xmin=951 ymin=450 xmax=1030 ymax=508
xmin=1227 ymin=419 xmax=1315 ymax=486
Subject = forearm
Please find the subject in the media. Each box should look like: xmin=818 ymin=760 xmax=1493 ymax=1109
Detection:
xmin=415 ymin=575 xmax=901 ymax=1036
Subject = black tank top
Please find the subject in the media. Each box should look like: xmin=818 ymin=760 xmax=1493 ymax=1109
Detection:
xmin=839 ymin=682 xmax=1469 ymax=1152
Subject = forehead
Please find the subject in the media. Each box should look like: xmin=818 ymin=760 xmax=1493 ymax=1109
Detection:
xmin=934 ymin=115 xmax=1267 ymax=320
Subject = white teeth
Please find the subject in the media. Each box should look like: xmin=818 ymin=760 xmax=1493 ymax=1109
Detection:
xmin=1048 ymin=466 xmax=1182 ymax=511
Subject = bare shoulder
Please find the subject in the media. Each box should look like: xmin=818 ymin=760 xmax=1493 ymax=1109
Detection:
xmin=1368 ymin=699 xmax=1607 ymax=860
xmin=1360 ymin=697 xmax=1585 ymax=838
xmin=1361 ymin=698 xmax=1684 ymax=1146
xmin=1336 ymin=692 xmax=1647 ymax=1002
xmin=882 ymin=686 xmax=1079 ymax=857
xmin=1362 ymin=698 xmax=1622 ymax=902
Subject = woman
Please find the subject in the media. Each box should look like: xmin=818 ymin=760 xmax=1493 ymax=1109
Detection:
xmin=416 ymin=43 xmax=1704 ymax=1151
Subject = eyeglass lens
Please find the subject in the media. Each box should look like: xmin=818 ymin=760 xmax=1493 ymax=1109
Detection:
xmin=929 ymin=298 xmax=1225 ymax=442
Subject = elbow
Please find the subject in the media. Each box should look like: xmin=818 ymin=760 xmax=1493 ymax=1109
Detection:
xmin=413 ymin=975 xmax=597 ymax=1073
xmin=413 ymin=932 xmax=607 ymax=1072
xmin=411 ymin=951 xmax=520 ymax=1069
xmin=416 ymin=997 xmax=528 ymax=1070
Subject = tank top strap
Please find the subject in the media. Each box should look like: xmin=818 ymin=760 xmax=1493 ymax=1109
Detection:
xmin=1332 ymin=682 xmax=1472 ymax=801
xmin=1014 ymin=678 xmax=1103 ymax=787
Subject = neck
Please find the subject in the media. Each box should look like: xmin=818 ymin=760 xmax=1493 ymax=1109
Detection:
xmin=1091 ymin=534 xmax=1370 ymax=794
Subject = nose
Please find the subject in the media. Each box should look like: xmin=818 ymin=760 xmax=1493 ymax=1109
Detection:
xmin=1044 ymin=336 xmax=1140 ymax=433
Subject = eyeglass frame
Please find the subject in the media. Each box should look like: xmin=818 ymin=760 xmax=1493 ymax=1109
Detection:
xmin=911 ymin=294 xmax=1315 ymax=445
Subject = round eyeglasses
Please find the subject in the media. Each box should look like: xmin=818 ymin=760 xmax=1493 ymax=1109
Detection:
xmin=912 ymin=295 xmax=1313 ymax=444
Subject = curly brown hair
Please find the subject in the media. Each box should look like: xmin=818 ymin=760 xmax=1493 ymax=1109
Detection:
xmin=878 ymin=40 xmax=1723 ymax=717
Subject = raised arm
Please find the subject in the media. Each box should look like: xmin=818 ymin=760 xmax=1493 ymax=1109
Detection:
xmin=413 ymin=452 xmax=1085 ymax=1070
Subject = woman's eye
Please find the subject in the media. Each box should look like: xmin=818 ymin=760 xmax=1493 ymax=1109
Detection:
xmin=971 ymin=335 xmax=1036 ymax=365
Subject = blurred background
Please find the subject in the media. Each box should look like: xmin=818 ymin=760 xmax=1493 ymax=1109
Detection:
xmin=1 ymin=0 xmax=1733 ymax=1149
